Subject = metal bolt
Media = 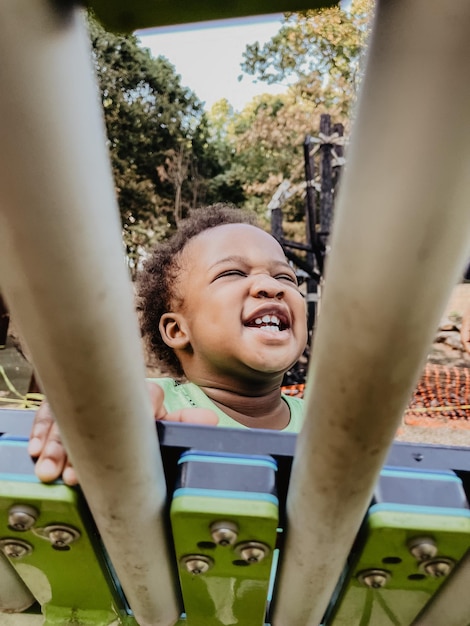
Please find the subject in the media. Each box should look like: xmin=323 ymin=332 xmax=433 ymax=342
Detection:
xmin=181 ymin=555 xmax=213 ymax=575
xmin=210 ymin=521 xmax=238 ymax=546
xmin=422 ymin=558 xmax=455 ymax=578
xmin=357 ymin=569 xmax=390 ymax=589
xmin=408 ymin=536 xmax=438 ymax=562
xmin=236 ymin=541 xmax=269 ymax=564
xmin=34 ymin=524 xmax=80 ymax=548
xmin=8 ymin=504 xmax=39 ymax=531
xmin=0 ymin=538 xmax=33 ymax=558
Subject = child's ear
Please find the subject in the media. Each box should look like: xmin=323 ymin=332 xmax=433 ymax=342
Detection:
xmin=159 ymin=312 xmax=190 ymax=350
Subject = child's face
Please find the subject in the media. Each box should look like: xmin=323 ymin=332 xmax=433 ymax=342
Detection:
xmin=164 ymin=224 xmax=308 ymax=387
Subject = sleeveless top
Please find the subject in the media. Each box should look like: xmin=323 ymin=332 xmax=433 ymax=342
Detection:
xmin=149 ymin=377 xmax=303 ymax=433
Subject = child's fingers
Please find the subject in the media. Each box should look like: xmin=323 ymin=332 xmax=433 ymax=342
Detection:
xmin=62 ymin=461 xmax=79 ymax=486
xmin=28 ymin=402 xmax=55 ymax=457
xmin=33 ymin=421 xmax=68 ymax=483
xmin=29 ymin=402 xmax=75 ymax=484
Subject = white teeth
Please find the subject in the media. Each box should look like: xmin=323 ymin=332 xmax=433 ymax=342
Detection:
xmin=252 ymin=314 xmax=281 ymax=330
xmin=265 ymin=325 xmax=280 ymax=332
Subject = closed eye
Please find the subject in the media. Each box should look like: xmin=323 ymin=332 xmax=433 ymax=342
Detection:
xmin=213 ymin=269 xmax=247 ymax=281
xmin=275 ymin=273 xmax=298 ymax=285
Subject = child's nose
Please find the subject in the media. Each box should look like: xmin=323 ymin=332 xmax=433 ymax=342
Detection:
xmin=250 ymin=275 xmax=284 ymax=299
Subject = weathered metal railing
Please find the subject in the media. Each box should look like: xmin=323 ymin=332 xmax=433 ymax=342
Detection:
xmin=272 ymin=1 xmax=470 ymax=624
xmin=0 ymin=2 xmax=179 ymax=624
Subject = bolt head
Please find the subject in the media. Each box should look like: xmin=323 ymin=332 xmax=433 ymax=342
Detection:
xmin=181 ymin=555 xmax=213 ymax=575
xmin=357 ymin=569 xmax=390 ymax=588
xmin=34 ymin=524 xmax=80 ymax=547
xmin=8 ymin=504 xmax=38 ymax=531
xmin=236 ymin=541 xmax=269 ymax=564
xmin=422 ymin=558 xmax=454 ymax=578
xmin=210 ymin=521 xmax=238 ymax=546
xmin=0 ymin=538 xmax=33 ymax=558
xmin=408 ymin=536 xmax=438 ymax=562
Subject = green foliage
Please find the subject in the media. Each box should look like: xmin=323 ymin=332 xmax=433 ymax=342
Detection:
xmin=86 ymin=2 xmax=374 ymax=270
xmin=241 ymin=0 xmax=373 ymax=115
xmin=210 ymin=1 xmax=374 ymax=220
xmin=88 ymin=14 xmax=236 ymax=273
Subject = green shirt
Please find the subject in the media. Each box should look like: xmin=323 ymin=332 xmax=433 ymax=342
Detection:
xmin=149 ymin=377 xmax=304 ymax=433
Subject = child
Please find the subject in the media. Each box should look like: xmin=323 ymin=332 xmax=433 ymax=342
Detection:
xmin=28 ymin=204 xmax=308 ymax=484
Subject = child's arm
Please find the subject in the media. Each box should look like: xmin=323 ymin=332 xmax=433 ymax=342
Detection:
xmin=28 ymin=381 xmax=218 ymax=485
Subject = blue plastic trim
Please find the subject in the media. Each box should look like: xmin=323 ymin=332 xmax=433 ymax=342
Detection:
xmin=173 ymin=487 xmax=279 ymax=506
xmin=369 ymin=502 xmax=470 ymax=518
xmin=0 ymin=435 xmax=29 ymax=441
xmin=381 ymin=467 xmax=458 ymax=481
xmin=178 ymin=451 xmax=277 ymax=471
xmin=0 ymin=473 xmax=42 ymax=483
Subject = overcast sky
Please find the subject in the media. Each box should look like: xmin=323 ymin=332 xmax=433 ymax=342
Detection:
xmin=138 ymin=15 xmax=286 ymax=112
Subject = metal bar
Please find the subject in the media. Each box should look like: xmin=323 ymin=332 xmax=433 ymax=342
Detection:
xmin=0 ymin=2 xmax=179 ymax=625
xmin=303 ymin=135 xmax=320 ymax=267
xmin=319 ymin=114 xmax=333 ymax=249
xmin=271 ymin=207 xmax=284 ymax=242
xmin=2 ymin=412 xmax=470 ymax=474
xmin=272 ymin=1 xmax=470 ymax=624
xmin=89 ymin=0 xmax=335 ymax=33
xmin=0 ymin=551 xmax=36 ymax=613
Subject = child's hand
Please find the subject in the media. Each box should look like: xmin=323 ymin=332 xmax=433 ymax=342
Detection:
xmin=28 ymin=402 xmax=78 ymax=485
xmin=28 ymin=382 xmax=219 ymax=486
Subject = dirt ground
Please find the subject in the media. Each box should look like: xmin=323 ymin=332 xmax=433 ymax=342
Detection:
xmin=395 ymin=283 xmax=470 ymax=448
xmin=395 ymin=418 xmax=470 ymax=446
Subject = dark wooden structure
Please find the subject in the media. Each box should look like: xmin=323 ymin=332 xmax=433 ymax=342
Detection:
xmin=271 ymin=114 xmax=345 ymax=335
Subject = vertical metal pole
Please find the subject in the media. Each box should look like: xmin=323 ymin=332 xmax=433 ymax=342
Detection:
xmin=303 ymin=135 xmax=318 ymax=259
xmin=319 ymin=114 xmax=333 ymax=250
xmin=0 ymin=552 xmax=35 ymax=614
xmin=0 ymin=2 xmax=179 ymax=625
xmin=331 ymin=122 xmax=344 ymax=195
xmin=271 ymin=207 xmax=284 ymax=243
xmin=272 ymin=1 xmax=470 ymax=624
xmin=303 ymin=135 xmax=319 ymax=335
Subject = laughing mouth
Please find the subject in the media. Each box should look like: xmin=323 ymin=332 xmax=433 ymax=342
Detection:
xmin=246 ymin=313 xmax=289 ymax=333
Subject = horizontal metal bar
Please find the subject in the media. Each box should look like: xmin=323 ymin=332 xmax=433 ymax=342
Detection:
xmin=89 ymin=0 xmax=335 ymax=32
xmin=2 ymin=411 xmax=470 ymax=475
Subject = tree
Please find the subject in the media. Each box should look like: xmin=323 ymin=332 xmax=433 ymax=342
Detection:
xmin=241 ymin=0 xmax=374 ymax=117
xmin=87 ymin=14 xmax=226 ymax=271
xmin=208 ymin=1 xmax=374 ymax=220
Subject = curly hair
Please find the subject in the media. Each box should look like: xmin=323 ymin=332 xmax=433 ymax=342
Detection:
xmin=137 ymin=204 xmax=259 ymax=377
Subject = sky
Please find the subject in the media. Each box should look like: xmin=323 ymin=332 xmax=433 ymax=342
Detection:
xmin=137 ymin=15 xmax=286 ymax=112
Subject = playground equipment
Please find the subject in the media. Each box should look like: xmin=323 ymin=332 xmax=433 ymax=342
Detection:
xmin=1 ymin=414 xmax=470 ymax=625
xmin=0 ymin=0 xmax=470 ymax=624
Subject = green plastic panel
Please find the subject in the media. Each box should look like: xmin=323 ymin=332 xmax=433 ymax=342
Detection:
xmin=326 ymin=508 xmax=470 ymax=625
xmin=0 ymin=479 xmax=135 ymax=625
xmin=171 ymin=494 xmax=279 ymax=626
xmin=87 ymin=0 xmax=337 ymax=33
